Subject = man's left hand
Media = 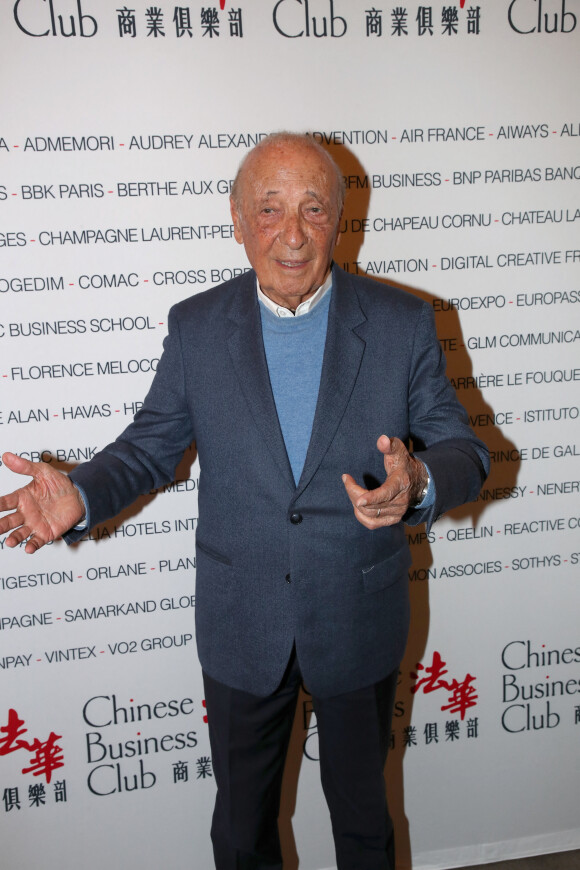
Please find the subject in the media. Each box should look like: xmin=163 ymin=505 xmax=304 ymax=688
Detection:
xmin=342 ymin=435 xmax=428 ymax=529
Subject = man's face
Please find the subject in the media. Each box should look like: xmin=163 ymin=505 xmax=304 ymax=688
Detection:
xmin=230 ymin=142 xmax=342 ymax=310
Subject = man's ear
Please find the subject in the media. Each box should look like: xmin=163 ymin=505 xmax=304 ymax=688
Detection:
xmin=230 ymin=196 xmax=244 ymax=245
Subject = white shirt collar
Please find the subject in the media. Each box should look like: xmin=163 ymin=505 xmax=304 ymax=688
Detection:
xmin=257 ymin=269 xmax=333 ymax=318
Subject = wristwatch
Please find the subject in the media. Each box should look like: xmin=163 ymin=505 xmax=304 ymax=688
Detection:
xmin=411 ymin=468 xmax=430 ymax=507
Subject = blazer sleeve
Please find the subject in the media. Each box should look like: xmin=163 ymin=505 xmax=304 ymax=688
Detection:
xmin=65 ymin=304 xmax=195 ymax=539
xmin=402 ymin=303 xmax=489 ymax=530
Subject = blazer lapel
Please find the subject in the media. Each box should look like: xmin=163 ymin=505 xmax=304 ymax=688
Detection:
xmin=226 ymin=272 xmax=296 ymax=491
xmin=295 ymin=267 xmax=367 ymax=498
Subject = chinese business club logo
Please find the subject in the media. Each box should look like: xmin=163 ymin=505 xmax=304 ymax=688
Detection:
xmin=411 ymin=650 xmax=477 ymax=720
xmin=12 ymin=2 xmax=579 ymax=41
xmin=2 ymin=694 xmax=214 ymax=812
xmin=13 ymin=1 xmax=246 ymax=39
xmin=401 ymin=651 xmax=479 ymax=749
xmin=81 ymin=692 xmax=209 ymax=797
xmin=300 ymin=651 xmax=479 ymax=762
xmin=1 ymin=708 xmax=66 ymax=812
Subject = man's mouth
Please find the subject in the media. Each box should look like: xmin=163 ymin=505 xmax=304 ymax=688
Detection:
xmin=278 ymin=259 xmax=308 ymax=268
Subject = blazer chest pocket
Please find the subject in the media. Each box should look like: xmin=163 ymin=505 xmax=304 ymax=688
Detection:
xmin=361 ymin=546 xmax=412 ymax=594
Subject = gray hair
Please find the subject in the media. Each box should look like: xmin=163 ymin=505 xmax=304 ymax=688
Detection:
xmin=231 ymin=131 xmax=346 ymax=216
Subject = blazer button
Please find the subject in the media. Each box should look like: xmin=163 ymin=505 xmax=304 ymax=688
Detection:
xmin=285 ymin=573 xmax=291 ymax=584
xmin=290 ymin=512 xmax=303 ymax=525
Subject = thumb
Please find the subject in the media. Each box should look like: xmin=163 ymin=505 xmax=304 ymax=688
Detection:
xmin=376 ymin=435 xmax=392 ymax=457
xmin=379 ymin=436 xmax=406 ymax=476
xmin=2 ymin=452 xmax=38 ymax=478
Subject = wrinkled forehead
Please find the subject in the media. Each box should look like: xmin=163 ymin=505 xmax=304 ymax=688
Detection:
xmin=241 ymin=143 xmax=338 ymax=204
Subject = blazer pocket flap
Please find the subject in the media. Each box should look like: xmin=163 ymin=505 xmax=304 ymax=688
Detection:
xmin=361 ymin=546 xmax=413 ymax=593
xmin=196 ymin=538 xmax=232 ymax=567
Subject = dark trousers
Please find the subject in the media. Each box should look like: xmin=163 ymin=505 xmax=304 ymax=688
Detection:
xmin=203 ymin=652 xmax=398 ymax=870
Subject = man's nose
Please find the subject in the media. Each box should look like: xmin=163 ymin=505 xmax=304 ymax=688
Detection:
xmin=279 ymin=213 xmax=306 ymax=248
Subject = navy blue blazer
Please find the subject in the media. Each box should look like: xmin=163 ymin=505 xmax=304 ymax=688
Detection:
xmin=69 ymin=266 xmax=488 ymax=697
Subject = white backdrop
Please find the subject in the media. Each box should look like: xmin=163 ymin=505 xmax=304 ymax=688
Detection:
xmin=1 ymin=2 xmax=579 ymax=869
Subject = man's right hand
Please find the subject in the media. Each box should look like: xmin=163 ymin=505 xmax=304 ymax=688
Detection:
xmin=0 ymin=452 xmax=85 ymax=554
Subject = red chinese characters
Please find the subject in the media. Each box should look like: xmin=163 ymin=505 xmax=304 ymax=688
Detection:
xmin=0 ymin=709 xmax=64 ymax=783
xmin=411 ymin=652 xmax=478 ymax=720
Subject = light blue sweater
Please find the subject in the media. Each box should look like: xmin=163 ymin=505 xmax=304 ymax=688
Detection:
xmin=259 ymin=289 xmax=331 ymax=484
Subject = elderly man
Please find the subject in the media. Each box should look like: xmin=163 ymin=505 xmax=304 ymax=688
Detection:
xmin=0 ymin=132 xmax=488 ymax=870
